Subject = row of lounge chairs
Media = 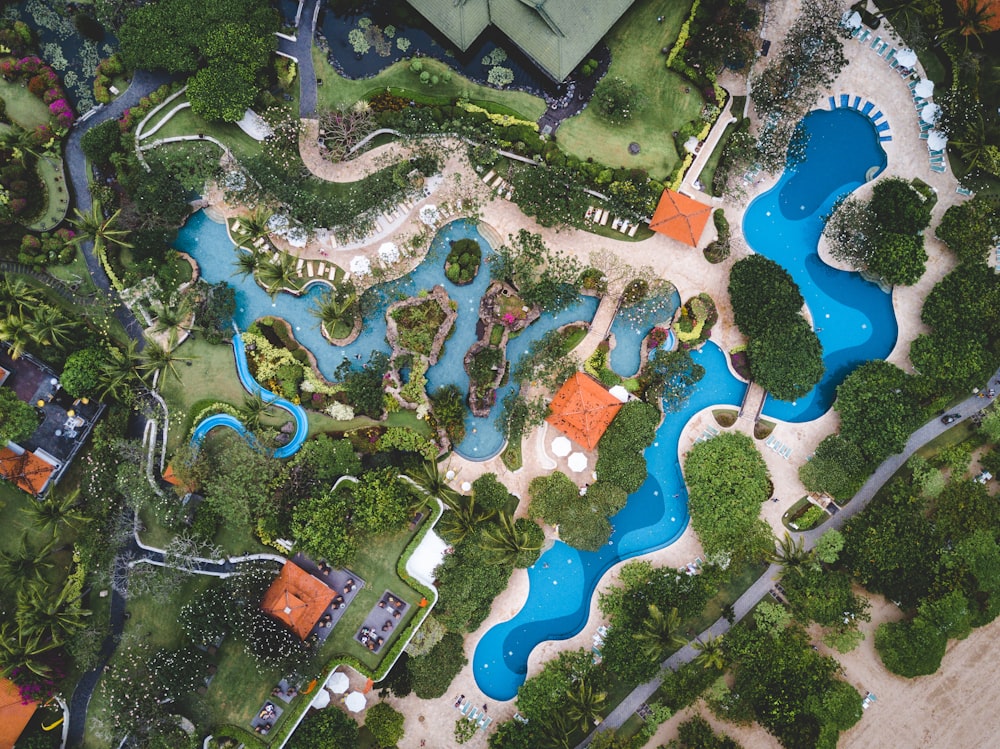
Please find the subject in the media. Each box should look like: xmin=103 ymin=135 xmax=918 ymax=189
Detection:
xmin=765 ymin=435 xmax=792 ymax=459
xmin=828 ymin=94 xmax=892 ymax=142
xmin=481 ymin=169 xmax=514 ymax=200
xmin=455 ymin=699 xmax=493 ymax=732
xmin=583 ymin=206 xmax=638 ymax=236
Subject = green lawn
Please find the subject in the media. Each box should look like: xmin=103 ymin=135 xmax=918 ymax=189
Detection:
xmin=0 ymin=77 xmax=51 ymax=129
xmin=47 ymin=246 xmax=100 ymax=296
xmin=556 ymin=0 xmax=704 ymax=178
xmin=25 ymin=154 xmax=70 ymax=231
xmin=313 ymin=47 xmax=547 ymax=120
xmin=315 ymin=521 xmax=426 ymax=672
xmin=194 ymin=638 xmax=281 ymax=733
xmin=147 ymin=101 xmax=264 ymax=163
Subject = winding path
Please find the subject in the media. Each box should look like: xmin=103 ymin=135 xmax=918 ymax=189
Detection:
xmin=579 ymin=372 xmax=1000 ymax=746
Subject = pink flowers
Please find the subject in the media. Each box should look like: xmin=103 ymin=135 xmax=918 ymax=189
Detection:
xmin=501 ymin=312 xmax=517 ymax=326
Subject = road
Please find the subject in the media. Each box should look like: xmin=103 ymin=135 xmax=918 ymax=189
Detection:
xmin=579 ymin=370 xmax=1000 ymax=746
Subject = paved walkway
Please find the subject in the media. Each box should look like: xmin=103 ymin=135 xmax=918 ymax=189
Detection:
xmin=578 ymin=369 xmax=1000 ymax=746
xmin=276 ymin=0 xmax=320 ymax=118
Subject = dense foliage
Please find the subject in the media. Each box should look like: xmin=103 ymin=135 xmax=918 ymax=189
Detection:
xmin=643 ymin=348 xmax=706 ymax=411
xmin=936 ymin=195 xmax=1000 ymax=265
xmin=798 ymin=434 xmax=869 ymax=502
xmin=407 ymin=632 xmax=468 ymax=698
xmin=444 ymin=238 xmax=482 ymax=284
xmin=683 ymin=432 xmax=773 ymax=563
xmin=728 ymin=254 xmax=823 ymax=400
xmin=529 ymin=471 xmax=611 ymax=551
xmin=286 ymin=707 xmax=359 ymax=749
xmin=364 ymin=702 xmax=405 ymax=748
xmin=595 ymin=400 xmax=661 ymax=495
xmin=490 ymin=230 xmax=582 ymax=312
xmin=834 ymin=360 xmax=920 ymax=466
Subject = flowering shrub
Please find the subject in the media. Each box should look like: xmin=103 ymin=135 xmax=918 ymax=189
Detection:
xmin=648 ymin=327 xmax=669 ymax=348
xmin=1 ymin=56 xmax=74 ymax=135
xmin=457 ymin=100 xmax=538 ymax=130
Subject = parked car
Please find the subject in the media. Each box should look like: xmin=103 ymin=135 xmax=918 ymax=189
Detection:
xmin=941 ymin=413 xmax=961 ymax=424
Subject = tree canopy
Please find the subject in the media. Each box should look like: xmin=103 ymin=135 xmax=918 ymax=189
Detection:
xmin=936 ymin=195 xmax=1000 ymax=265
xmin=834 ymin=360 xmax=920 ymax=465
xmin=683 ymin=432 xmax=773 ymax=563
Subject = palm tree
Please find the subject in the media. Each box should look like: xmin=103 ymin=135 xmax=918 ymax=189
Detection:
xmin=540 ymin=711 xmax=574 ymax=749
xmin=256 ymin=252 xmax=299 ymax=298
xmin=0 ymin=313 xmax=35 ymax=359
xmin=564 ymin=677 xmax=607 ymax=733
xmin=16 ymin=581 xmax=91 ymax=644
xmin=768 ymin=532 xmax=814 ymax=573
xmin=478 ymin=512 xmax=543 ymax=567
xmin=0 ymin=622 xmax=61 ymax=680
xmin=232 ymin=248 xmax=263 ymax=280
xmin=26 ymin=304 xmax=75 ymax=350
xmin=0 ymin=125 xmax=39 ymax=162
xmin=941 ymin=0 xmax=996 ymax=48
xmin=0 ymin=536 xmax=57 ymax=594
xmin=240 ymin=391 xmax=276 ymax=433
xmin=406 ymin=459 xmax=462 ymax=508
xmin=692 ymin=634 xmax=727 ymax=671
xmin=69 ymin=202 xmax=132 ymax=267
xmin=0 ymin=277 xmax=43 ymax=317
xmin=150 ymin=295 xmax=197 ymax=340
xmin=96 ymin=339 xmax=143 ymax=400
xmin=236 ymin=206 xmax=275 ymax=247
xmin=139 ymin=333 xmax=192 ymax=385
xmin=310 ymin=283 xmax=358 ymax=337
xmin=21 ymin=489 xmax=88 ymax=538
xmin=633 ymin=604 xmax=685 ymax=663
xmin=437 ymin=495 xmax=496 ymax=545
xmin=951 ymin=112 xmax=992 ymax=172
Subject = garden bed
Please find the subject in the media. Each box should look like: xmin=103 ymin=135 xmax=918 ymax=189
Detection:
xmin=782 ymin=496 xmax=829 ymax=531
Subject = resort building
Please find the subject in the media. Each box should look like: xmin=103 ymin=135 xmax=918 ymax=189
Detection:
xmin=404 ymin=0 xmax=636 ymax=81
xmin=0 ymin=345 xmax=104 ymax=497
xmin=261 ymin=561 xmax=336 ymax=640
xmin=0 ymin=677 xmax=37 ymax=749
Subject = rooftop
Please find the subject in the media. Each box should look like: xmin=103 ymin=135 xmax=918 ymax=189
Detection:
xmin=545 ymin=372 xmax=623 ymax=451
xmin=261 ymin=561 xmax=337 ymax=640
xmin=405 ymin=0 xmax=636 ymax=82
xmin=648 ymin=189 xmax=713 ymax=247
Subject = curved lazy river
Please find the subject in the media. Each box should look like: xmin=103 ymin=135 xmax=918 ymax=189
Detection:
xmin=472 ymin=106 xmax=897 ymax=699
xmin=190 ymin=332 xmax=308 ymax=459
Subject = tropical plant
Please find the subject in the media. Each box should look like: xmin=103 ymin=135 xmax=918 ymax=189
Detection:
xmin=692 ymin=635 xmax=726 ymax=670
xmin=150 ymin=295 xmax=197 ymax=339
xmin=257 ymin=252 xmax=299 ymax=298
xmin=437 ymin=494 xmax=496 ymax=545
xmin=0 ymin=314 xmax=35 ymax=360
xmin=16 ymin=581 xmax=91 ymax=644
xmin=69 ymin=202 xmax=133 ymax=265
xmin=633 ymin=604 xmax=686 ymax=664
xmin=25 ymin=305 xmax=74 ymax=350
xmin=310 ymin=282 xmax=358 ymax=337
xmin=233 ymin=248 xmax=263 ymax=280
xmin=477 ymin=512 xmax=544 ymax=567
xmin=21 ymin=489 xmax=88 ymax=537
xmin=139 ymin=333 xmax=192 ymax=384
xmin=406 ymin=459 xmax=461 ymax=507
xmin=769 ymin=532 xmax=815 ymax=573
xmin=564 ymin=677 xmax=607 ymax=733
xmin=96 ymin=339 xmax=143 ymax=400
xmin=0 ymin=622 xmax=61 ymax=680
xmin=0 ymin=536 xmax=56 ymax=594
xmin=239 ymin=391 xmax=276 ymax=433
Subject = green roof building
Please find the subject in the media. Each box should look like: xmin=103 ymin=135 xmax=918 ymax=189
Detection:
xmin=405 ymin=0 xmax=636 ymax=82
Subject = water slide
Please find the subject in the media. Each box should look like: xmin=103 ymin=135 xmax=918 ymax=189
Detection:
xmin=189 ymin=332 xmax=308 ymax=459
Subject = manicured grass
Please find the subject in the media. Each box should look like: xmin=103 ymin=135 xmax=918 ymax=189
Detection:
xmin=194 ymin=638 xmax=281 ymax=732
xmin=698 ymin=119 xmax=739 ymax=197
xmin=313 ymin=47 xmax=547 ymax=120
xmin=0 ymin=77 xmax=51 ymax=129
xmin=149 ymin=101 xmax=264 ymax=163
xmin=555 ymin=0 xmax=704 ymax=178
xmin=0 ymin=481 xmax=52 ymax=554
xmin=316 ymin=521 xmax=426 ymax=672
xmin=25 ymin=154 xmax=70 ymax=231
xmin=47 ymin=246 xmax=100 ymax=296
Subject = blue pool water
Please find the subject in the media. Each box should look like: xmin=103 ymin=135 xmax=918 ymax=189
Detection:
xmin=176 ymin=215 xmax=597 ymax=458
xmin=473 ymin=343 xmax=747 ymax=700
xmin=190 ymin=333 xmax=308 ymax=459
xmin=744 ymin=108 xmax=896 ymax=422
xmin=473 ymin=106 xmax=897 ymax=700
xmin=607 ymin=290 xmax=682 ymax=377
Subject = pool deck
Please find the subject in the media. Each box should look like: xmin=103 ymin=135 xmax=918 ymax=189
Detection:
xmin=192 ymin=1 xmax=970 ymax=739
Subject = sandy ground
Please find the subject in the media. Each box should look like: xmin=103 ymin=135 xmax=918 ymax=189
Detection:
xmin=647 ymin=591 xmax=1000 ymax=749
xmin=192 ymin=1 xmax=984 ymax=744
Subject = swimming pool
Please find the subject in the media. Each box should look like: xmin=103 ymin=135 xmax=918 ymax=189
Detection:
xmin=473 ymin=106 xmax=897 ymax=700
xmin=743 ymin=107 xmax=896 ymax=422
xmin=472 ymin=342 xmax=747 ymax=700
xmin=176 ymin=215 xmax=598 ymax=458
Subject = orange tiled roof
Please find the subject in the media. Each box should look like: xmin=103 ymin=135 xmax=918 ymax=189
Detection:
xmin=545 ymin=372 xmax=623 ymax=451
xmin=0 ymin=448 xmax=55 ymax=497
xmin=648 ymin=189 xmax=713 ymax=247
xmin=161 ymin=464 xmax=181 ymax=486
xmin=261 ymin=562 xmax=335 ymax=640
xmin=0 ymin=678 xmax=37 ymax=749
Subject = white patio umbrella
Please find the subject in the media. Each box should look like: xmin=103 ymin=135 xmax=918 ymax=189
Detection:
xmin=461 ymin=481 xmax=472 ymax=492
xmin=551 ymin=436 xmax=572 ymax=457
xmin=914 ymin=79 xmax=934 ymax=99
xmin=896 ymin=48 xmax=917 ymax=67
xmin=845 ymin=11 xmax=862 ymax=29
xmin=683 ymin=136 xmax=699 ymax=154
xmin=327 ymin=671 xmax=350 ymax=694
xmin=419 ymin=205 xmax=440 ymax=226
xmin=344 ymin=691 xmax=367 ymax=712
xmin=378 ymin=242 xmax=400 ymax=264
xmin=311 ymin=688 xmax=331 ymax=708
xmin=349 ymin=255 xmax=371 ymax=275
xmin=567 ymin=452 xmax=588 ymax=473
xmin=921 ymin=103 xmax=941 ymax=124
xmin=608 ymin=385 xmax=629 ymax=403
xmin=927 ymin=130 xmax=948 ymax=150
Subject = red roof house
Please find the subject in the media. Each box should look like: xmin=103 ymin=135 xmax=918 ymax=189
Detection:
xmin=648 ymin=189 xmax=713 ymax=247
xmin=546 ymin=372 xmax=623 ymax=451
xmin=261 ymin=562 xmax=335 ymax=640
